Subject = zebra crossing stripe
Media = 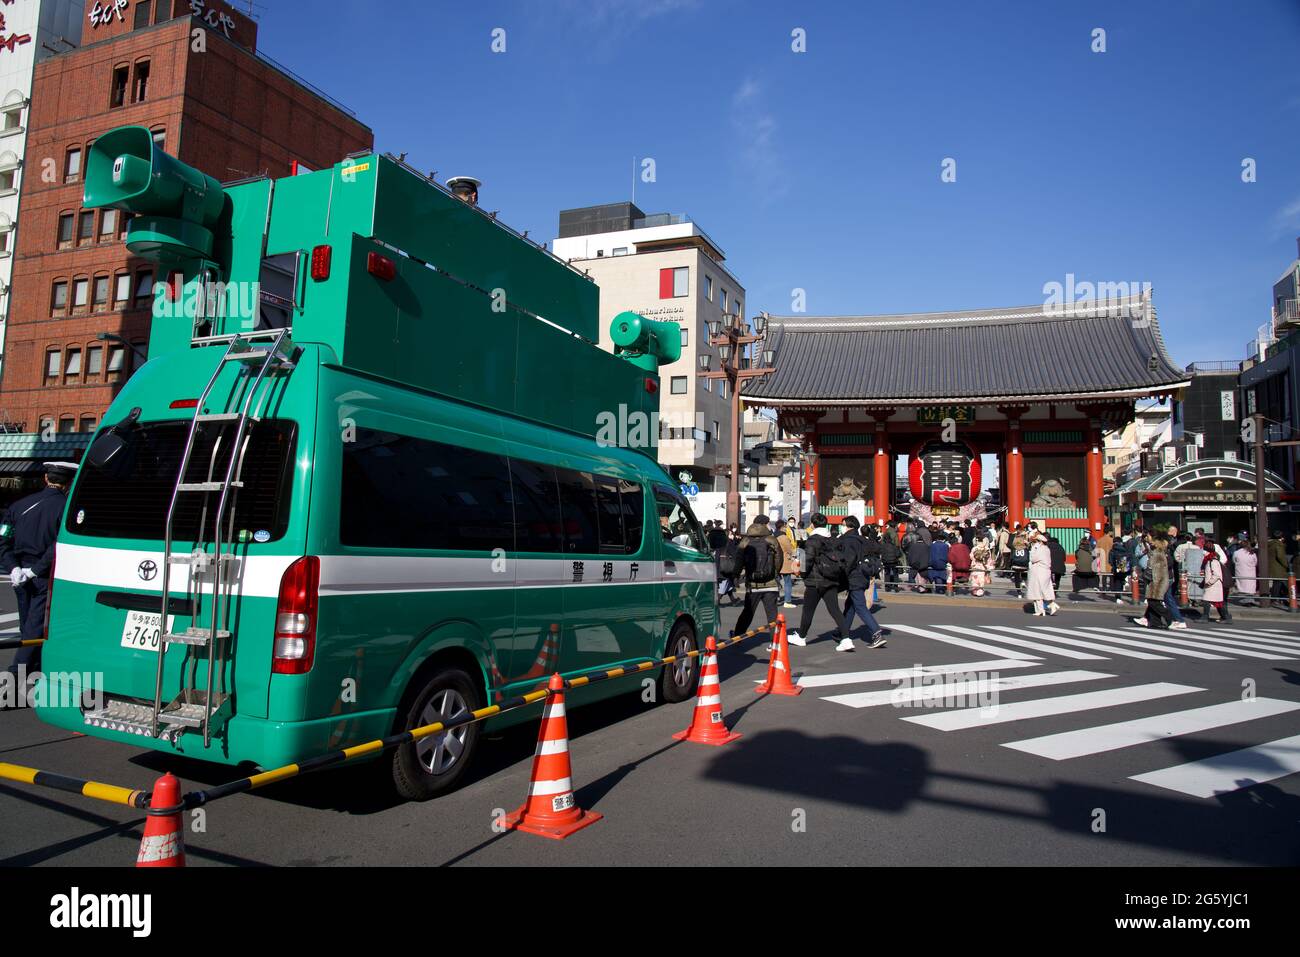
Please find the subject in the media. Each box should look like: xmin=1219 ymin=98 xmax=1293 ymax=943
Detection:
xmin=1020 ymin=626 xmax=1174 ymax=660
xmin=795 ymin=659 xmax=1036 ymax=689
xmin=1004 ymin=698 xmax=1300 ymax=760
xmin=1077 ymin=630 xmax=1295 ymax=661
xmin=1060 ymin=627 xmax=1230 ymax=660
xmin=821 ymin=669 xmax=1112 ymax=709
xmin=936 ymin=625 xmax=1109 ymax=660
xmin=0 ymin=612 xmax=17 ymax=624
xmin=1129 ymin=733 xmax=1300 ymax=798
xmin=885 ymin=623 xmax=1042 ymax=660
xmin=1120 ymin=631 xmax=1300 ymax=658
xmin=902 ymin=682 xmax=1201 ymax=731
xmin=1173 ymin=630 xmax=1300 ymax=651
xmin=1206 ymin=628 xmax=1300 ymax=646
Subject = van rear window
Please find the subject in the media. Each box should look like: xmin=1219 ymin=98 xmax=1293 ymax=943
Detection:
xmin=67 ymin=419 xmax=296 ymax=542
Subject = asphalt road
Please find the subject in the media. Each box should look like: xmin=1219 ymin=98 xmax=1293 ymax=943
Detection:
xmin=2 ymin=586 xmax=1299 ymax=867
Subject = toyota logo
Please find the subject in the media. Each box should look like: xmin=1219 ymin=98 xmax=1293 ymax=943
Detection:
xmin=138 ymin=560 xmax=158 ymax=581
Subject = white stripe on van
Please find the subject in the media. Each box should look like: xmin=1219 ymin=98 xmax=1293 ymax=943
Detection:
xmin=55 ymin=543 xmax=714 ymax=598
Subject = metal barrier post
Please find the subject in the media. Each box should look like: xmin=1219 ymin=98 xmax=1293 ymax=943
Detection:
xmin=1290 ymin=574 xmax=1298 ymax=612
xmin=1179 ymin=572 xmax=1189 ymax=607
xmin=1130 ymin=573 xmax=1140 ymax=604
xmin=946 ymin=566 xmax=954 ymax=596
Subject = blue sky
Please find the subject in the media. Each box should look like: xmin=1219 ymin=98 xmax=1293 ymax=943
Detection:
xmin=256 ymin=0 xmax=1300 ymax=367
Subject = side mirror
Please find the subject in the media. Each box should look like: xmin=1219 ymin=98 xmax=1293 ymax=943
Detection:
xmin=85 ymin=407 xmax=142 ymax=477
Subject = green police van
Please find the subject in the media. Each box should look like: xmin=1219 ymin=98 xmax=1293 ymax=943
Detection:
xmin=34 ymin=127 xmax=717 ymax=799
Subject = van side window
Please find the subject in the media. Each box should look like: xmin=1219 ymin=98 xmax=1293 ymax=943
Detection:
xmin=554 ymin=468 xmax=599 ymax=553
xmin=653 ymin=486 xmax=708 ymax=553
xmin=508 ymin=458 xmax=564 ymax=553
xmin=341 ymin=428 xmax=513 ymax=551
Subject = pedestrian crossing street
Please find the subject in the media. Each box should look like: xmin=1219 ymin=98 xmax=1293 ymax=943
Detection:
xmin=799 ymin=621 xmax=1300 ymax=800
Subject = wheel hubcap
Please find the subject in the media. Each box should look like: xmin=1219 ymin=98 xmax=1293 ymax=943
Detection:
xmin=414 ymin=689 xmax=470 ymax=775
xmin=672 ymin=635 xmax=695 ymax=687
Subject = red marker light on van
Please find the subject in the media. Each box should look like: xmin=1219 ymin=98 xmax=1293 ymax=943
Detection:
xmin=310 ymin=244 xmax=332 ymax=281
xmin=367 ymin=252 xmax=396 ymax=281
xmin=272 ymin=556 xmax=320 ymax=675
xmin=644 ymin=377 xmax=658 ymax=394
xmin=1143 ymin=493 xmax=1165 ymax=502
xmin=170 ymin=398 xmax=199 ymax=409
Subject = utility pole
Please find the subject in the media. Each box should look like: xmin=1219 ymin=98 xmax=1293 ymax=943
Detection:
xmin=1253 ymin=412 xmax=1268 ymax=547
xmin=698 ymin=312 xmax=775 ymax=528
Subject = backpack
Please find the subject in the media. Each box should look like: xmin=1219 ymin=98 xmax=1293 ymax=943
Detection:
xmin=743 ymin=535 xmax=779 ymax=582
xmin=1010 ymin=546 xmax=1030 ymax=569
xmin=718 ymin=540 xmax=741 ymax=576
xmin=859 ymin=552 xmax=884 ymax=580
xmin=813 ymin=536 xmax=849 ymax=582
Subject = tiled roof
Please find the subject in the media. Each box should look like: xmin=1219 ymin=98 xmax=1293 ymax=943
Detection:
xmin=747 ymin=295 xmax=1189 ymax=405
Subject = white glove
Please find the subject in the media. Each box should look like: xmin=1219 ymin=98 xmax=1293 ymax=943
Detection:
xmin=15 ymin=567 xmax=34 ymax=585
xmin=7 ymin=567 xmax=18 ymax=588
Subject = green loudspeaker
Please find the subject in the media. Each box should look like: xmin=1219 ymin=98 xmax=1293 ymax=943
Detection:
xmin=84 ymin=125 xmax=227 ymax=262
xmin=610 ymin=311 xmax=682 ymax=373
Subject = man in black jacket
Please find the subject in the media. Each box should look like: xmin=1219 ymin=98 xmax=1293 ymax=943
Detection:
xmin=836 ymin=518 xmax=886 ymax=651
xmin=906 ymin=534 xmax=932 ymax=592
xmin=787 ymin=513 xmax=847 ymax=647
xmin=880 ymin=523 xmax=904 ymax=592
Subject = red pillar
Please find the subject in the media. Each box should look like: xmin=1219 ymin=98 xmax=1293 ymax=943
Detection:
xmin=1086 ymin=428 xmax=1105 ymax=534
xmin=1006 ymin=429 xmax=1025 ymax=528
xmin=873 ymin=445 xmax=890 ymax=523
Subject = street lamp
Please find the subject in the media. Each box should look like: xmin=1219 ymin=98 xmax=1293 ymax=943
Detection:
xmin=96 ymin=332 xmax=147 ymax=362
xmin=697 ymin=309 xmax=776 ymax=527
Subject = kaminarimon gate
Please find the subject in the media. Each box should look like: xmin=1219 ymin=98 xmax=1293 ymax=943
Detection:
xmin=747 ymin=296 xmax=1190 ymax=555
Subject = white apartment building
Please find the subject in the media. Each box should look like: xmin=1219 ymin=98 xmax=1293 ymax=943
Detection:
xmin=553 ymin=203 xmax=745 ymax=490
xmin=0 ymin=0 xmax=84 ymax=387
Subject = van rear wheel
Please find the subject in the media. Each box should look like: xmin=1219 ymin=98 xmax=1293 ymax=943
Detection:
xmin=660 ymin=620 xmax=699 ymax=704
xmin=391 ymin=667 xmax=482 ymax=800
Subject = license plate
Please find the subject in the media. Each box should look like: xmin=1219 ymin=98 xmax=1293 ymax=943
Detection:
xmin=120 ymin=611 xmax=174 ymax=653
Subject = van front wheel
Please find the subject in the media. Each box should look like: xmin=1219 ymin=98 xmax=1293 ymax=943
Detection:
xmin=391 ymin=667 xmax=482 ymax=801
xmin=659 ymin=620 xmax=699 ymax=704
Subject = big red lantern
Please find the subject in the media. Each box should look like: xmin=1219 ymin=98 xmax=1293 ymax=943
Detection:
xmin=908 ymin=440 xmax=981 ymax=507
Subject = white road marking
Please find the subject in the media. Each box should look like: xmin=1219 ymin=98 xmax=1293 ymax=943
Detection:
xmin=795 ymin=659 xmax=1036 ymax=689
xmin=1206 ymin=627 xmax=1300 ymax=645
xmin=937 ymin=625 xmax=1109 ymax=659
xmin=1130 ymin=734 xmax=1300 ymax=798
xmin=1085 ymin=631 xmax=1294 ymax=660
xmin=1021 ymin=626 xmax=1174 ymax=660
xmin=1172 ymin=631 xmax=1300 ymax=651
xmin=885 ymin=623 xmax=1042 ymax=660
xmin=0 ymin=613 xmax=18 ymax=624
xmin=822 ymin=670 xmax=1112 ymax=709
xmin=902 ymin=683 xmax=1202 ymax=731
xmin=1065 ymin=627 xmax=1231 ymax=660
xmin=1005 ymin=698 xmax=1300 ymax=760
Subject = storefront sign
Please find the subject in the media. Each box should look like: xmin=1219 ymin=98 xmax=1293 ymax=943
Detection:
xmin=1220 ymin=390 xmax=1235 ymax=421
xmin=189 ymin=0 xmax=237 ymax=37
xmin=88 ymin=0 xmax=128 ymax=27
xmin=0 ymin=10 xmax=31 ymax=53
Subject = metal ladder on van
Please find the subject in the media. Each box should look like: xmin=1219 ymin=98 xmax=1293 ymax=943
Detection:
xmin=150 ymin=329 xmax=297 ymax=744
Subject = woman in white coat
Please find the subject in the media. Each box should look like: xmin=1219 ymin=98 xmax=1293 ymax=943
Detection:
xmin=1232 ymin=542 xmax=1258 ymax=605
xmin=1026 ymin=530 xmax=1059 ymax=616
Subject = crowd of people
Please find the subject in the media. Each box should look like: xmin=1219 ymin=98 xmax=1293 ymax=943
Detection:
xmin=700 ymin=513 xmax=1300 ymax=645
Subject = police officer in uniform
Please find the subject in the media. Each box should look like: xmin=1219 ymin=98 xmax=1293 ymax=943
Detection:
xmin=1 ymin=461 xmax=77 ymax=677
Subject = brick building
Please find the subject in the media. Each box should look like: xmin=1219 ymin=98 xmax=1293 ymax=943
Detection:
xmin=0 ymin=0 xmax=371 ymax=491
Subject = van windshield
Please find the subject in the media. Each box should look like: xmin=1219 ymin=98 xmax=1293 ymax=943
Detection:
xmin=67 ymin=418 xmax=297 ymax=543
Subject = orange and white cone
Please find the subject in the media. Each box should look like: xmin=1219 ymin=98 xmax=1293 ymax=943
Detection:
xmin=672 ymin=636 xmax=740 ymax=745
xmin=756 ymin=613 xmax=802 ymax=696
xmin=522 ymin=624 xmax=561 ymax=681
xmin=136 ymin=772 xmax=185 ymax=867
xmin=503 ymin=673 xmax=603 ymax=839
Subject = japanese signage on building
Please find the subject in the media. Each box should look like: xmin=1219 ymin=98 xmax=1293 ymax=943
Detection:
xmin=917 ymin=405 xmax=976 ymax=425
xmin=0 ymin=2 xmax=32 ymax=54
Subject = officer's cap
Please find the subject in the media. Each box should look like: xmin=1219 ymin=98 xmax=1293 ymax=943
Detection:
xmin=44 ymin=461 xmax=79 ymax=483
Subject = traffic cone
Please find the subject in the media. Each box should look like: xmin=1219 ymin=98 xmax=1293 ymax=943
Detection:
xmin=136 ymin=772 xmax=185 ymax=867
xmin=502 ymin=674 xmax=602 ymax=840
xmin=756 ymin=613 xmax=803 ymax=696
xmin=522 ymin=624 xmax=561 ymax=681
xmin=672 ymin=636 xmax=740 ymax=745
